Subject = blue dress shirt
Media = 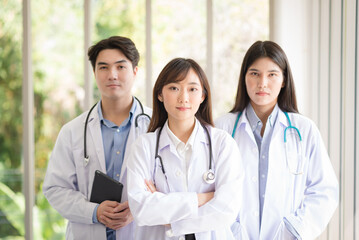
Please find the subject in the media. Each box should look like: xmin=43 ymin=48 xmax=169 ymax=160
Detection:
xmin=245 ymin=103 xmax=278 ymax=225
xmin=92 ymin=99 xmax=136 ymax=240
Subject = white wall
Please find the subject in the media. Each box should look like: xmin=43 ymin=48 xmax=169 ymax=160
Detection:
xmin=270 ymin=0 xmax=359 ymax=239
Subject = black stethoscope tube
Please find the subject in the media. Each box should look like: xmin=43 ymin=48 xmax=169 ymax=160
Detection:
xmin=155 ymin=122 xmax=214 ymax=182
xmin=84 ymin=97 xmax=150 ymax=161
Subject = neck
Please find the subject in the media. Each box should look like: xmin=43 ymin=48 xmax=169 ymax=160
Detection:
xmin=250 ymin=102 xmax=276 ymax=137
xmin=250 ymin=102 xmax=276 ymax=124
xmin=168 ymin=118 xmax=196 ymax=143
xmin=101 ymin=96 xmax=133 ymax=126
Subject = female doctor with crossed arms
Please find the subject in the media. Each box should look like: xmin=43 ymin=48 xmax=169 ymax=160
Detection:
xmin=127 ymin=58 xmax=243 ymax=240
xmin=215 ymin=41 xmax=339 ymax=240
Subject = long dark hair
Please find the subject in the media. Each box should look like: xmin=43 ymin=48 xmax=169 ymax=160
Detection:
xmin=231 ymin=40 xmax=298 ymax=113
xmin=148 ymin=58 xmax=213 ymax=132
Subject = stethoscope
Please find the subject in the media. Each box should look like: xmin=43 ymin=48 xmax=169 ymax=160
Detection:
xmin=232 ymin=111 xmax=303 ymax=175
xmin=154 ymin=122 xmax=215 ymax=186
xmin=83 ymin=97 xmax=151 ymax=165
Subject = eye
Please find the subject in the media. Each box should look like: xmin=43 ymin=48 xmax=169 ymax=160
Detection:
xmin=249 ymin=72 xmax=259 ymax=76
xmin=118 ymin=65 xmax=125 ymax=69
xmin=169 ymin=86 xmax=178 ymax=91
xmin=269 ymin=73 xmax=277 ymax=77
xmin=190 ymin=87 xmax=198 ymax=92
xmin=99 ymin=66 xmax=107 ymax=70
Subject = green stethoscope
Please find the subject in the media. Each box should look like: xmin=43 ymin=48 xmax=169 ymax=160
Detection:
xmin=232 ymin=111 xmax=304 ymax=175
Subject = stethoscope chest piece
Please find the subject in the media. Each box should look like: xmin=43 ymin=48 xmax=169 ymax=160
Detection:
xmin=203 ymin=169 xmax=215 ymax=184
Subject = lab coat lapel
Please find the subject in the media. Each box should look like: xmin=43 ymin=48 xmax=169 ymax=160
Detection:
xmin=270 ymin=110 xmax=288 ymax=143
xmin=187 ymin=123 xmax=208 ymax=192
xmin=120 ymin=104 xmax=143 ymax=182
xmin=240 ymin=109 xmax=258 ymax=146
xmin=87 ymin=105 xmax=106 ymax=173
xmin=159 ymin=126 xmax=177 ymax=158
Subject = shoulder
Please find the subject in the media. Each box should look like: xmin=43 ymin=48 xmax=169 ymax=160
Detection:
xmin=284 ymin=112 xmax=323 ymax=140
xmin=133 ymin=130 xmax=157 ymax=148
xmin=143 ymin=106 xmax=152 ymax=116
xmin=285 ymin=112 xmax=317 ymax=130
xmin=58 ymin=111 xmax=88 ymax=135
xmin=208 ymin=125 xmax=237 ymax=146
xmin=214 ymin=112 xmax=238 ymax=131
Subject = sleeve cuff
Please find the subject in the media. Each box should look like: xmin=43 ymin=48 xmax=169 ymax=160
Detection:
xmin=92 ymin=204 xmax=99 ymax=223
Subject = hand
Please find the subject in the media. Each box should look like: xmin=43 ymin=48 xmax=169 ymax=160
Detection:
xmin=145 ymin=179 xmax=157 ymax=193
xmin=197 ymin=192 xmax=214 ymax=207
xmin=97 ymin=200 xmax=133 ymax=230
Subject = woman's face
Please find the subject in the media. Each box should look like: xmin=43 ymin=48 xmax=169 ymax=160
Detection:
xmin=158 ymin=68 xmax=204 ymax=127
xmin=245 ymin=57 xmax=284 ymax=112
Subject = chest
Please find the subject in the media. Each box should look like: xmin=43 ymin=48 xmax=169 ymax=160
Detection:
xmin=152 ymin=143 xmax=215 ymax=194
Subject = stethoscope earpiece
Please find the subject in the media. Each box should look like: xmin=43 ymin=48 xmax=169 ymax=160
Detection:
xmin=203 ymin=169 xmax=215 ymax=184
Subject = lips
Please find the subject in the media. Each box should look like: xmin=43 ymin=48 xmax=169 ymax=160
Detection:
xmin=107 ymin=84 xmax=120 ymax=87
xmin=256 ymin=91 xmax=269 ymax=96
xmin=176 ymin=106 xmax=190 ymax=111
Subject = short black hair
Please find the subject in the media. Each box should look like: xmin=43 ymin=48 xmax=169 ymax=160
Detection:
xmin=87 ymin=36 xmax=140 ymax=70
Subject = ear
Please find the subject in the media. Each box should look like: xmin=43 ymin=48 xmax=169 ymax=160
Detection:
xmin=158 ymin=93 xmax=163 ymax=102
xmin=281 ymin=79 xmax=285 ymax=88
xmin=133 ymin=66 xmax=138 ymax=76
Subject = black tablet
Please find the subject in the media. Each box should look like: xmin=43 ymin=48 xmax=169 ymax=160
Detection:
xmin=89 ymin=170 xmax=123 ymax=204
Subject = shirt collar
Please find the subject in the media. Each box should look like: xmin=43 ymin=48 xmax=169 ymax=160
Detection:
xmin=165 ymin=118 xmax=198 ymax=149
xmin=245 ymin=103 xmax=279 ymax=131
xmin=97 ymin=97 xmax=136 ymax=127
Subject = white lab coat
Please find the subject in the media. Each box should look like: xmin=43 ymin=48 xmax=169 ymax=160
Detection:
xmin=43 ymin=99 xmax=152 ymax=240
xmin=127 ymin=121 xmax=244 ymax=240
xmin=215 ymin=109 xmax=339 ymax=240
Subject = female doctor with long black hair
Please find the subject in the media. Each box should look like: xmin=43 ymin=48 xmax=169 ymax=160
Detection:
xmin=215 ymin=41 xmax=339 ymax=240
xmin=127 ymin=58 xmax=243 ymax=240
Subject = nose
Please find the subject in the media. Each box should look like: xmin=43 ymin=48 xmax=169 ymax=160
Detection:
xmin=257 ymin=75 xmax=268 ymax=89
xmin=109 ymin=67 xmax=118 ymax=80
xmin=178 ymin=89 xmax=189 ymax=103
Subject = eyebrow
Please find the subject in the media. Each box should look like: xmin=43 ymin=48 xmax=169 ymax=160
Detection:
xmin=97 ymin=59 xmax=128 ymax=66
xmin=188 ymin=82 xmax=201 ymax=85
xmin=171 ymin=81 xmax=201 ymax=86
xmin=248 ymin=68 xmax=280 ymax=72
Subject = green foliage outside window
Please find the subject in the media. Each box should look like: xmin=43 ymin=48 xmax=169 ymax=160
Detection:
xmin=0 ymin=0 xmax=267 ymax=238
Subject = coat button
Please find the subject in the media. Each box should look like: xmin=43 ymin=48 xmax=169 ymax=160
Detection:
xmin=254 ymin=211 xmax=259 ymax=217
xmin=166 ymin=229 xmax=174 ymax=237
xmin=251 ymin=176 xmax=257 ymax=183
xmin=176 ymin=170 xmax=182 ymax=177
xmin=179 ymin=237 xmax=185 ymax=240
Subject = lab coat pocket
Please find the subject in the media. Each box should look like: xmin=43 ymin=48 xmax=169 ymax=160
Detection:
xmin=73 ymin=148 xmax=90 ymax=197
xmin=231 ymin=221 xmax=250 ymax=240
xmin=272 ymin=221 xmax=296 ymax=240
xmin=71 ymin=222 xmax=106 ymax=240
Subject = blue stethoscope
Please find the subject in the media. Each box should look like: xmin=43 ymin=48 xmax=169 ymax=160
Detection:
xmin=83 ymin=97 xmax=151 ymax=165
xmin=232 ymin=111 xmax=304 ymax=175
xmin=154 ymin=122 xmax=215 ymax=186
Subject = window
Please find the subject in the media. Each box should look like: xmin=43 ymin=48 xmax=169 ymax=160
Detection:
xmin=2 ymin=1 xmax=269 ymax=238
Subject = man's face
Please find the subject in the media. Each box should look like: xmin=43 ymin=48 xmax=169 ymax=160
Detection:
xmin=94 ymin=49 xmax=138 ymax=101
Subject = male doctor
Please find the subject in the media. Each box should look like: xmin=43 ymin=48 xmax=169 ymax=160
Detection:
xmin=43 ymin=36 xmax=151 ymax=240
